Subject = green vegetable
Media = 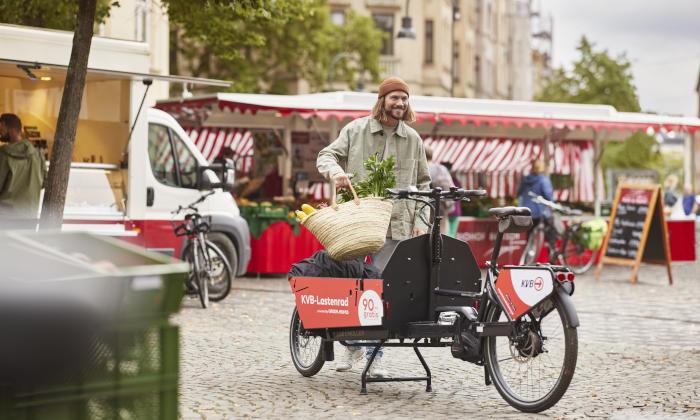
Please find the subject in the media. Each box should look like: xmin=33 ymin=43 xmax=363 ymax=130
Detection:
xmin=339 ymin=154 xmax=396 ymax=202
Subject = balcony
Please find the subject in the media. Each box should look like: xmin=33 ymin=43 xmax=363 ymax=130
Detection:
xmin=379 ymin=56 xmax=400 ymax=78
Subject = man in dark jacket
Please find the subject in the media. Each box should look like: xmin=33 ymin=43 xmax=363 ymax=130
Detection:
xmin=0 ymin=114 xmax=46 ymax=227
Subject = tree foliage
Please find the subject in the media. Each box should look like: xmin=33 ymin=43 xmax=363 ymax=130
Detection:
xmin=537 ymin=36 xmax=666 ymax=174
xmin=536 ymin=36 xmax=641 ymax=112
xmin=0 ymin=0 xmax=117 ymax=30
xmin=164 ymin=0 xmax=383 ymax=93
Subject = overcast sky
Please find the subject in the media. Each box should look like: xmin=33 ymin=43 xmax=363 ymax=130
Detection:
xmin=537 ymin=0 xmax=700 ymax=117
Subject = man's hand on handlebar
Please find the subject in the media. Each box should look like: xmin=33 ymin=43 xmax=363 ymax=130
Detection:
xmin=333 ymin=172 xmax=350 ymax=189
xmin=412 ymin=227 xmax=426 ymax=237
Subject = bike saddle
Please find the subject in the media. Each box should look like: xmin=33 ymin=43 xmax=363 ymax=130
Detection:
xmin=488 ymin=206 xmax=531 ymax=218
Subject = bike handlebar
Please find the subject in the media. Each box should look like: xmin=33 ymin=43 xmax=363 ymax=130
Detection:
xmin=172 ymin=190 xmax=216 ymax=215
xmin=386 ymin=187 xmax=487 ymax=200
xmin=527 ymin=191 xmax=582 ymax=216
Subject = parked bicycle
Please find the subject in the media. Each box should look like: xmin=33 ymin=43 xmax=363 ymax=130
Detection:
xmin=519 ymin=192 xmax=605 ymax=274
xmin=173 ymin=191 xmax=233 ymax=308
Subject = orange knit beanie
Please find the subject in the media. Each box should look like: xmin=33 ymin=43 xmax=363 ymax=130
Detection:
xmin=377 ymin=76 xmax=409 ymax=98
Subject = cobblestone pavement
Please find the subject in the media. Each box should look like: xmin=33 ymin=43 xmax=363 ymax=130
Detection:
xmin=174 ymin=260 xmax=700 ymax=419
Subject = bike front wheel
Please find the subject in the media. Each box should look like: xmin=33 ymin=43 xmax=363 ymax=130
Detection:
xmin=192 ymin=243 xmax=209 ymax=309
xmin=484 ymin=296 xmax=578 ymax=413
xmin=561 ymin=239 xmax=599 ymax=275
xmin=289 ymin=307 xmax=324 ymax=377
xmin=519 ymin=228 xmax=543 ymax=265
xmin=200 ymin=240 xmax=233 ymax=302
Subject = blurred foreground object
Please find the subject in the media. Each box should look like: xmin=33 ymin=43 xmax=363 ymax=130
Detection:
xmin=0 ymin=231 xmax=186 ymax=419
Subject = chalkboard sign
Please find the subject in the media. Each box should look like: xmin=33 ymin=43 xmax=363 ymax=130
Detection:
xmin=604 ymin=187 xmax=654 ymax=260
xmin=595 ymin=184 xmax=672 ymax=284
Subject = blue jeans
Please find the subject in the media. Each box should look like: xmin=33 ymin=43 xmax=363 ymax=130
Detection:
xmin=346 ymin=341 xmax=384 ymax=358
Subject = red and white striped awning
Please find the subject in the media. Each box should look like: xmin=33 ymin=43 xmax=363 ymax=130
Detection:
xmin=424 ymin=137 xmax=594 ymax=202
xmin=185 ymin=127 xmax=254 ymax=173
xmin=294 ymin=137 xmax=594 ymax=202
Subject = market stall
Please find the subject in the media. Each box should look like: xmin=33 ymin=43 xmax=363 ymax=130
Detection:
xmin=157 ymin=92 xmax=700 ymax=272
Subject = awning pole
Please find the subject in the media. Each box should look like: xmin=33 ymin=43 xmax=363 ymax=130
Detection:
xmin=282 ymin=116 xmax=293 ymax=196
xmin=543 ymin=129 xmax=551 ymax=174
xmin=593 ymin=129 xmax=602 ymax=216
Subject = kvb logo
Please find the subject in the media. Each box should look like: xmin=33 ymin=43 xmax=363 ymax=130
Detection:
xmin=520 ymin=276 xmax=544 ymax=291
xmin=357 ymin=290 xmax=383 ymax=326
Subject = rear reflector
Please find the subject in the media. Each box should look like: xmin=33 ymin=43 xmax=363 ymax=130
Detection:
xmin=556 ymin=272 xmax=567 ymax=281
xmin=567 ymin=272 xmax=575 ymax=281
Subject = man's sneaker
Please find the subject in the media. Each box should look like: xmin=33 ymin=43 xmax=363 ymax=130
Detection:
xmin=336 ymin=346 xmax=363 ymax=371
xmin=368 ymin=357 xmax=388 ymax=378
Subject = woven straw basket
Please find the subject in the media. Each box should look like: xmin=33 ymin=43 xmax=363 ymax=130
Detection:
xmin=302 ymin=181 xmax=393 ymax=261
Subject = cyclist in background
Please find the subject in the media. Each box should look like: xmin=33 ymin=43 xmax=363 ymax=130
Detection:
xmin=518 ymin=160 xmax=554 ymax=246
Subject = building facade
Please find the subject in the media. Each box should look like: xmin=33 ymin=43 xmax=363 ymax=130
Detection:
xmin=97 ymin=0 xmax=171 ymax=102
xmin=328 ymin=0 xmax=544 ymax=100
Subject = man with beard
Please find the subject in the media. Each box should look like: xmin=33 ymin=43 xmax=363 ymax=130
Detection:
xmin=0 ymin=113 xmax=46 ymax=228
xmin=317 ymin=76 xmax=431 ymax=378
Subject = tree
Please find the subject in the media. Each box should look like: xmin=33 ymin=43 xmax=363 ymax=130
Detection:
xmin=0 ymin=0 xmax=117 ymax=30
xmin=40 ymin=0 xmax=99 ymax=229
xmin=537 ymin=36 xmax=641 ymax=112
xmin=537 ymin=37 xmax=662 ymax=173
xmin=164 ymin=0 xmax=383 ymax=93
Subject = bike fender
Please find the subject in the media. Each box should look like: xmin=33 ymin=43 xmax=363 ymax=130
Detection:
xmin=555 ymin=287 xmax=579 ymax=328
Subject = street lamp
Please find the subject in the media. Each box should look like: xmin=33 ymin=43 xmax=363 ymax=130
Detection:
xmin=397 ymin=0 xmax=416 ymax=39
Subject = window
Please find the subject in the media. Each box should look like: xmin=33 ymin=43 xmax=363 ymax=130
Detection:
xmin=148 ymin=124 xmax=199 ymax=189
xmin=148 ymin=124 xmax=178 ymax=187
xmin=372 ymin=13 xmax=394 ymax=55
xmin=331 ymin=10 xmax=345 ymax=25
xmin=424 ymin=20 xmax=434 ymax=64
xmin=474 ymin=55 xmax=481 ymax=91
xmin=453 ymin=41 xmax=460 ymax=82
xmin=172 ymin=132 xmax=198 ymax=188
xmin=135 ymin=0 xmax=148 ymax=42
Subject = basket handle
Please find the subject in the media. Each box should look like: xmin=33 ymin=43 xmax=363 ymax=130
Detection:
xmin=331 ymin=177 xmax=360 ymax=210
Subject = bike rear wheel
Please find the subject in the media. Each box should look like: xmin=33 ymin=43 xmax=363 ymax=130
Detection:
xmin=484 ymin=296 xmax=578 ymax=413
xmin=289 ymin=307 xmax=324 ymax=377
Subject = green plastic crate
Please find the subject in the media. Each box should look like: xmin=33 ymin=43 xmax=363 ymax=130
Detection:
xmin=0 ymin=324 xmax=179 ymax=420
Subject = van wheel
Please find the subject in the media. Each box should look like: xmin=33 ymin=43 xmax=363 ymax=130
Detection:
xmin=208 ymin=232 xmax=239 ymax=279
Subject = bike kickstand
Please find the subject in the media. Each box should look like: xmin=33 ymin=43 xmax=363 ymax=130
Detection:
xmin=360 ymin=341 xmax=384 ymax=395
xmin=413 ymin=339 xmax=432 ymax=392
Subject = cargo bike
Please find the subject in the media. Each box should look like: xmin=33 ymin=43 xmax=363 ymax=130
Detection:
xmin=288 ymin=187 xmax=579 ymax=413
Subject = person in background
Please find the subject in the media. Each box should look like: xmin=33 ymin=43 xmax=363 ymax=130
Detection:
xmin=317 ymin=76 xmax=431 ymax=379
xmin=425 ymin=146 xmax=454 ymax=235
xmin=0 ymin=113 xmax=46 ymax=229
xmin=682 ymin=185 xmax=698 ymax=216
xmin=442 ymin=161 xmax=462 ymax=237
xmin=663 ymin=174 xmax=679 ymax=212
xmin=517 ymin=160 xmax=554 ymax=246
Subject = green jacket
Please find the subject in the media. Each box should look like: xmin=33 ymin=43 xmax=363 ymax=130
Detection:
xmin=0 ymin=140 xmax=46 ymax=218
xmin=317 ymin=116 xmax=431 ymax=240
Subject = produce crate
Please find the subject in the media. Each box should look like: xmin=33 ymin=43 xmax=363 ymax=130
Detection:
xmin=0 ymin=323 xmax=179 ymax=420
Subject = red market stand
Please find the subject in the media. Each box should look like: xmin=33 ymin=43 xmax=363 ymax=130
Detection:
xmin=246 ymin=221 xmax=323 ymax=274
xmin=455 ymin=217 xmax=696 ymax=267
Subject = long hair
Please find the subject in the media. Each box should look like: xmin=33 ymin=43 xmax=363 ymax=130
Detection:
xmin=371 ymin=96 xmax=416 ymax=124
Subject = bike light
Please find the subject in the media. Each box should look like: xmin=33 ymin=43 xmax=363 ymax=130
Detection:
xmin=556 ymin=272 xmax=566 ymax=282
xmin=566 ymin=272 xmax=575 ymax=281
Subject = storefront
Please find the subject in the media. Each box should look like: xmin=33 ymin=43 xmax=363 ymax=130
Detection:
xmin=157 ymin=92 xmax=700 ymax=272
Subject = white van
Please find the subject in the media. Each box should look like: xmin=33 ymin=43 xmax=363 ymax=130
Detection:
xmin=62 ymin=108 xmax=251 ymax=276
